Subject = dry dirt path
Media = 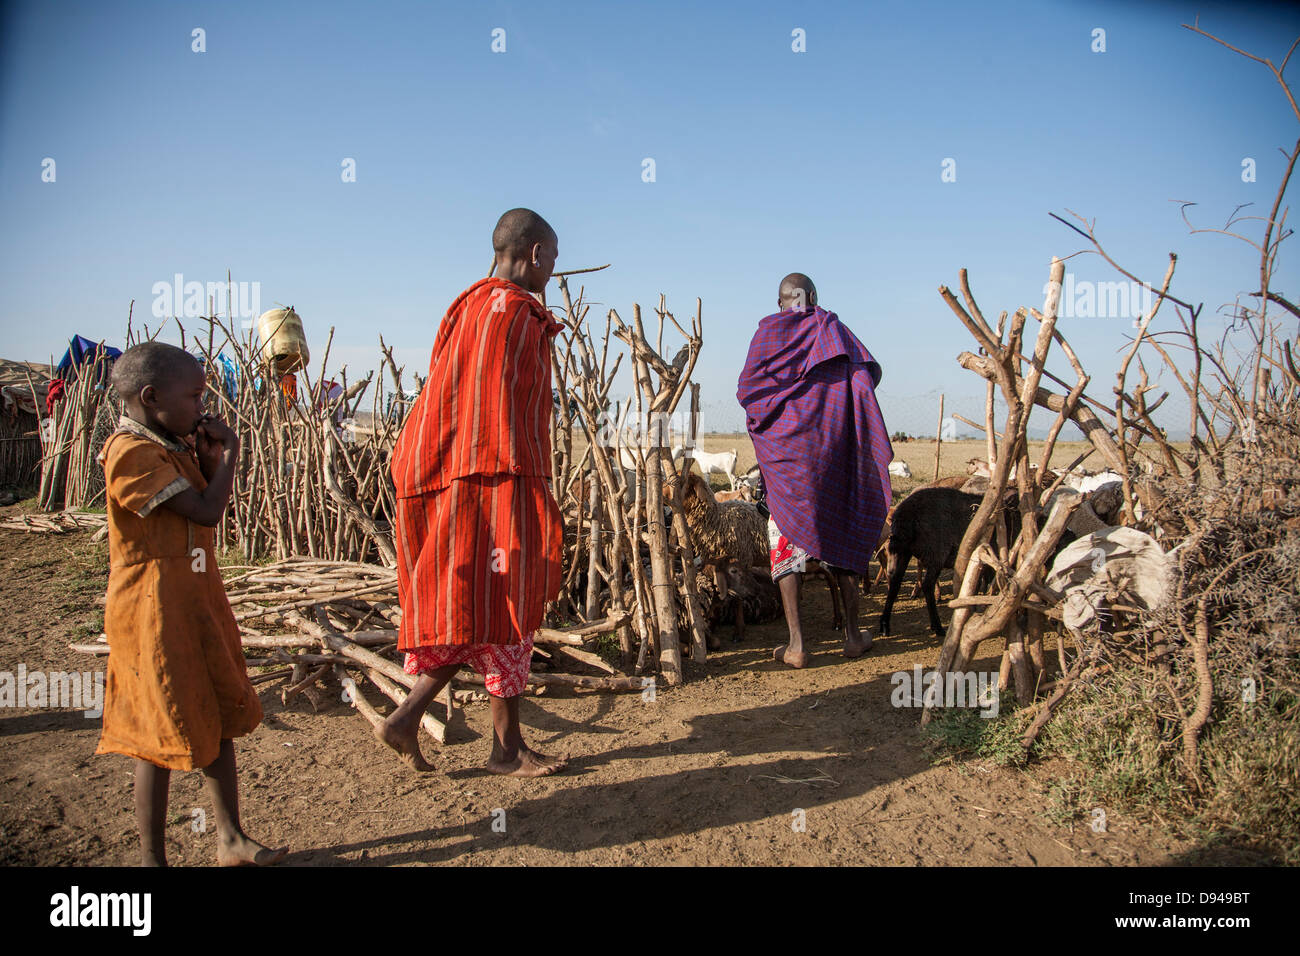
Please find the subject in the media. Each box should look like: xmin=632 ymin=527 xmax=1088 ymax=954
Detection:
xmin=0 ymin=518 xmax=1206 ymax=866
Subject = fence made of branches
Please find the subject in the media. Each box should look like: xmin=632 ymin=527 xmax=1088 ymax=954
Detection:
xmin=915 ymin=22 xmax=1299 ymax=854
xmin=34 ymin=270 xmax=729 ymax=687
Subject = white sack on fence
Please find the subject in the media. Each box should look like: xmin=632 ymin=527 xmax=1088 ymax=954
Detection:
xmin=1044 ymin=526 xmax=1172 ymax=632
xmin=888 ymin=460 xmax=912 ymax=478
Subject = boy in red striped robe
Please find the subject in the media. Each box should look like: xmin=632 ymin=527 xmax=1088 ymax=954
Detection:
xmin=379 ymin=209 xmax=569 ymax=776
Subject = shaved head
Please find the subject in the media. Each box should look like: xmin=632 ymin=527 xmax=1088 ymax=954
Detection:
xmin=778 ymin=273 xmax=817 ymax=311
xmin=492 ymin=208 xmax=557 ymax=258
xmin=113 ymin=342 xmax=209 ymax=438
xmin=111 ymin=341 xmax=201 ymax=402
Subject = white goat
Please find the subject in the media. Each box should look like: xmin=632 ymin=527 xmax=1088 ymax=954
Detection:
xmin=677 ymin=446 xmax=739 ymax=490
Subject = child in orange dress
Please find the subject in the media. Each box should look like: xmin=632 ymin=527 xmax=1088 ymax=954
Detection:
xmin=96 ymin=341 xmax=285 ymax=866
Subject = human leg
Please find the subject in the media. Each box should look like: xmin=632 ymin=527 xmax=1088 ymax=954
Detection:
xmin=477 ymin=637 xmax=568 ymax=776
xmin=836 ymin=570 xmax=872 ymax=657
xmin=484 ymin=695 xmax=568 ymax=777
xmin=201 ymin=739 xmax=287 ymax=866
xmin=134 ymin=758 xmax=170 ymax=867
xmin=377 ymin=663 xmax=459 ymax=771
xmin=773 ymin=571 xmax=810 ymax=668
xmin=768 ymin=516 xmax=810 ymax=668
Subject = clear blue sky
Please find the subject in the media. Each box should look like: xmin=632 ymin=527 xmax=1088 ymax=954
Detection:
xmin=2 ymin=0 xmax=1298 ymax=438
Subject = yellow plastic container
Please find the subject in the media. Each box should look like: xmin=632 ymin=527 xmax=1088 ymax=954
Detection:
xmin=257 ymin=307 xmax=310 ymax=373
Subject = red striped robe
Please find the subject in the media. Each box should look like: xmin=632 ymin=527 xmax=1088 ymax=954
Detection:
xmin=391 ymin=277 xmax=565 ymax=648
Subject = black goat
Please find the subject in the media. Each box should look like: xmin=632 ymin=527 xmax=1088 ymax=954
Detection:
xmin=878 ymin=488 xmax=998 ymax=638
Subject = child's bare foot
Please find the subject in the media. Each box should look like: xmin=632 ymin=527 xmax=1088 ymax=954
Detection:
xmin=773 ymin=644 xmax=810 ymax=668
xmin=486 ymin=746 xmax=568 ymax=777
xmin=375 ymin=721 xmax=434 ymax=772
xmin=217 ymin=833 xmax=287 ymax=867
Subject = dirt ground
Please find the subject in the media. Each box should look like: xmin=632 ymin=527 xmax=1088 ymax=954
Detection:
xmin=2 ymin=506 xmax=1238 ymax=868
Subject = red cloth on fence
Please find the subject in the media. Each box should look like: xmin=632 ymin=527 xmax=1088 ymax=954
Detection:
xmin=45 ymin=378 xmax=65 ymax=416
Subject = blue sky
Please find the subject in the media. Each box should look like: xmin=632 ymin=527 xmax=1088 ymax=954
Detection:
xmin=2 ymin=0 xmax=1298 ymax=437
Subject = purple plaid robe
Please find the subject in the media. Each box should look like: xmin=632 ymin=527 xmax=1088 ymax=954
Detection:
xmin=736 ymin=306 xmax=893 ymax=574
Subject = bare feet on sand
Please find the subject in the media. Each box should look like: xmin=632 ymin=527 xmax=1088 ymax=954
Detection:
xmin=773 ymin=644 xmax=810 ymax=668
xmin=375 ymin=722 xmax=434 ymax=772
xmin=486 ymin=746 xmax=569 ymax=777
xmin=218 ymin=834 xmax=288 ymax=867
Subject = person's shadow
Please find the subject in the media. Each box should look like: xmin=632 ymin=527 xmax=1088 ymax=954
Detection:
xmin=285 ymin=665 xmax=949 ymax=866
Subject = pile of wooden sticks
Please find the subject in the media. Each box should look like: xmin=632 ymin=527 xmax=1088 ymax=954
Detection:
xmin=70 ymin=558 xmax=641 ymax=754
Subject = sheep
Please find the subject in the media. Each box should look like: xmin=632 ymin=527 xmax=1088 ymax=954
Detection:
xmin=888 ymin=460 xmax=912 ymax=478
xmin=1042 ymin=478 xmax=1127 ymax=539
xmin=665 ymin=472 xmax=768 ymax=645
xmin=672 ymin=472 xmax=766 ymax=571
xmin=1058 ymin=469 xmax=1125 ymax=494
xmin=683 ymin=563 xmax=783 ymax=642
xmin=923 ymin=474 xmax=971 ymax=490
xmin=715 ymin=565 xmax=783 ymax=632
xmin=679 ymin=446 xmax=739 ymax=489
xmin=965 ymin=457 xmax=1058 ymax=488
xmin=715 ymin=485 xmax=754 ymax=503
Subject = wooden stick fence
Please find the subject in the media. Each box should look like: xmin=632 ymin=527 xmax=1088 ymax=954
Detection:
xmin=922 ymin=239 xmax=1298 ymax=777
xmin=37 ymin=275 xmax=722 ymax=688
xmin=546 ymin=276 xmax=710 ymax=684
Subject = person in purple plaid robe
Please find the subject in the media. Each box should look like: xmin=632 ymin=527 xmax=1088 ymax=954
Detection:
xmin=736 ymin=273 xmax=893 ymax=668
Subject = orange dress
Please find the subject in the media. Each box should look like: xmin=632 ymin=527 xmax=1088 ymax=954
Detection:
xmin=391 ymin=277 xmax=565 ymax=650
xmin=95 ymin=418 xmax=261 ymax=770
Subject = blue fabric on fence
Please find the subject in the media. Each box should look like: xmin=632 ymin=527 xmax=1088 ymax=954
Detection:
xmin=56 ymin=336 xmax=123 ymax=378
xmin=216 ymin=353 xmax=238 ymax=401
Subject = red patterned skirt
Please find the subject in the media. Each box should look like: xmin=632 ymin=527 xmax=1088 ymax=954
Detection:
xmin=403 ymin=633 xmax=535 ymax=698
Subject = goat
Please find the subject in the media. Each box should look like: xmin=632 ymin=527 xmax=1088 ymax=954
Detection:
xmin=924 ymin=474 xmax=971 ymax=490
xmin=679 ymin=446 xmax=739 ymax=490
xmin=872 ymin=474 xmax=977 ymax=589
xmin=879 ymin=487 xmax=1013 ymax=638
xmin=740 ymin=465 xmax=766 ymax=515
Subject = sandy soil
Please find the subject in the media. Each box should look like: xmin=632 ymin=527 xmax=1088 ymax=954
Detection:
xmin=0 ymin=510 xmax=1227 ymax=868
